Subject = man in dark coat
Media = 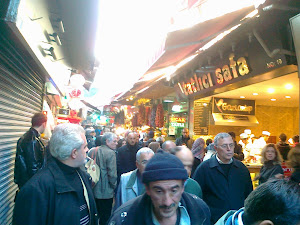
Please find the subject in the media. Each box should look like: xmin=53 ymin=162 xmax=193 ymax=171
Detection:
xmin=193 ymin=132 xmax=253 ymax=224
xmin=108 ymin=151 xmax=211 ymax=225
xmin=276 ymin=133 xmax=291 ymax=161
xmin=14 ymin=112 xmax=47 ymax=189
xmin=175 ymin=128 xmax=194 ymax=149
xmin=228 ymin=132 xmax=244 ymax=161
xmin=117 ymin=132 xmax=142 ymax=180
xmin=13 ymin=123 xmax=99 ymax=225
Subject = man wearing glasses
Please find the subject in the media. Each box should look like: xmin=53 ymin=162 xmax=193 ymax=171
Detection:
xmin=193 ymin=132 xmax=253 ymax=224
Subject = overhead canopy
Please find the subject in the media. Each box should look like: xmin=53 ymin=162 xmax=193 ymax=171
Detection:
xmin=116 ymin=6 xmax=256 ymax=103
xmin=146 ymin=5 xmax=255 ymax=72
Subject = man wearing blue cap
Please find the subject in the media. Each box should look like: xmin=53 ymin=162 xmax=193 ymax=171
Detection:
xmin=108 ymin=151 xmax=210 ymax=225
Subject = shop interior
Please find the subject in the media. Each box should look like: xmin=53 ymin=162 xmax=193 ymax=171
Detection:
xmin=195 ymin=72 xmax=299 ymax=144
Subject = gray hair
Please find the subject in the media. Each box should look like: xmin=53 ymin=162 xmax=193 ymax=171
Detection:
xmin=136 ymin=147 xmax=154 ymax=162
xmin=214 ymin=132 xmax=232 ymax=146
xmin=101 ymin=132 xmax=117 ymax=145
xmin=162 ymin=140 xmax=176 ymax=151
xmin=156 ymin=136 xmax=164 ymax=143
xmin=50 ymin=123 xmax=85 ymax=161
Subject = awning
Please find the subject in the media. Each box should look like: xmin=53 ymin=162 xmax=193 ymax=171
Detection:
xmin=147 ymin=5 xmax=255 ymax=72
xmin=212 ymin=113 xmax=259 ymax=127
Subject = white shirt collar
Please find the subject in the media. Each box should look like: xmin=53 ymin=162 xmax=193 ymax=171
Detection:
xmin=216 ymin=155 xmax=233 ymax=164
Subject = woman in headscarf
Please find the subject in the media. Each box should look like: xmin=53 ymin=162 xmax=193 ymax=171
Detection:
xmin=190 ymin=138 xmax=205 ymax=177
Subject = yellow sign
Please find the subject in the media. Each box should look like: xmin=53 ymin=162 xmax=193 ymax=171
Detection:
xmin=170 ymin=117 xmax=186 ymax=123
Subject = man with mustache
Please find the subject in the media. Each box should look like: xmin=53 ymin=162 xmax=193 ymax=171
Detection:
xmin=108 ymin=151 xmax=211 ymax=225
xmin=193 ymin=132 xmax=253 ymax=224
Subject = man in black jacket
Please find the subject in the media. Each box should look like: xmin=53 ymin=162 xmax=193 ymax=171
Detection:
xmin=13 ymin=123 xmax=99 ymax=225
xmin=14 ymin=112 xmax=47 ymax=189
xmin=117 ymin=132 xmax=142 ymax=180
xmin=108 ymin=151 xmax=211 ymax=225
xmin=175 ymin=128 xmax=194 ymax=149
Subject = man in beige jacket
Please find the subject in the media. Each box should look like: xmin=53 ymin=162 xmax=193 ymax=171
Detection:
xmin=93 ymin=132 xmax=117 ymax=225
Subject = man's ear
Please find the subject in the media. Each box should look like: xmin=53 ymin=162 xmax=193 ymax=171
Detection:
xmin=259 ymin=220 xmax=274 ymax=225
xmin=70 ymin=148 xmax=77 ymax=159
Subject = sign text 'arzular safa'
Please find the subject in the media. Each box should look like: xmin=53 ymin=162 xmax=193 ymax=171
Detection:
xmin=178 ymin=53 xmax=250 ymax=96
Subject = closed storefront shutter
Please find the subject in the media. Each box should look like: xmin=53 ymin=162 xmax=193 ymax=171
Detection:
xmin=0 ymin=31 xmax=45 ymax=224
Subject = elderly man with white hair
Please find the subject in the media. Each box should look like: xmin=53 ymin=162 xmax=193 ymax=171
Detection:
xmin=13 ymin=123 xmax=99 ymax=225
xmin=114 ymin=147 xmax=154 ymax=210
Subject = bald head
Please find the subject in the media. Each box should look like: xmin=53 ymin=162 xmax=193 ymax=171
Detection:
xmin=161 ymin=140 xmax=176 ymax=153
xmin=171 ymin=146 xmax=194 ymax=176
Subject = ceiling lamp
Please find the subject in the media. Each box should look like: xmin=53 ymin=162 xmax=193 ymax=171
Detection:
xmin=285 ymin=84 xmax=293 ymax=89
xmin=267 ymin=88 xmax=275 ymax=93
xmin=70 ymin=74 xmax=85 ymax=87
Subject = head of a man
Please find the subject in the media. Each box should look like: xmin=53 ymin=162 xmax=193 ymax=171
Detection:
xmin=136 ymin=148 xmax=154 ymax=174
xmin=170 ymin=146 xmax=194 ymax=177
xmin=182 ymin=128 xmax=189 ymax=138
xmin=262 ymin=131 xmax=270 ymax=142
xmin=50 ymin=123 xmax=88 ymax=168
xmin=243 ymin=179 xmax=300 ymax=225
xmin=279 ymin=133 xmax=287 ymax=142
xmin=31 ymin=112 xmax=47 ymax=133
xmin=228 ymin=132 xmax=236 ymax=141
xmin=161 ymin=141 xmax=176 ymax=153
xmin=85 ymin=127 xmax=95 ymax=137
xmin=148 ymin=130 xmax=154 ymax=139
xmin=127 ymin=132 xmax=136 ymax=146
xmin=101 ymin=132 xmax=117 ymax=150
xmin=214 ymin=132 xmax=234 ymax=164
xmin=142 ymin=152 xmax=188 ymax=222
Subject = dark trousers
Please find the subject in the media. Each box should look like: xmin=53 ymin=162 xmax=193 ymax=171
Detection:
xmin=95 ymin=198 xmax=113 ymax=225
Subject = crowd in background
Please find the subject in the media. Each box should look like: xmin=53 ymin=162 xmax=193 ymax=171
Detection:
xmin=12 ymin=113 xmax=300 ymax=225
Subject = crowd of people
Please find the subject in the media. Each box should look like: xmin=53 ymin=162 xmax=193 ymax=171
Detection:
xmin=12 ymin=112 xmax=300 ymax=225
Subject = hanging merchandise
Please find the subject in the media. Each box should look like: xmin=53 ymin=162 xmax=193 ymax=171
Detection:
xmin=150 ymin=104 xmax=157 ymax=128
xmin=138 ymin=105 xmax=145 ymax=126
xmin=132 ymin=113 xmax=138 ymax=127
xmin=145 ymin=106 xmax=151 ymax=126
xmin=155 ymin=103 xmax=164 ymax=128
xmin=115 ymin=110 xmax=125 ymax=125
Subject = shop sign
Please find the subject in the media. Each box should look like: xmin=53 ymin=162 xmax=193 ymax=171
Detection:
xmin=170 ymin=122 xmax=185 ymax=127
xmin=170 ymin=117 xmax=186 ymax=123
xmin=178 ymin=53 xmax=250 ymax=96
xmin=176 ymin=23 xmax=288 ymax=99
xmin=213 ymin=97 xmax=255 ymax=115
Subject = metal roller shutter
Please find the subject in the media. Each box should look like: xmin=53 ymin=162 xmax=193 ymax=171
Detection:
xmin=0 ymin=31 xmax=45 ymax=224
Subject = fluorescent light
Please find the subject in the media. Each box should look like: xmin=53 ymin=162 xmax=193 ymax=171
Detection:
xmin=240 ymin=96 xmax=245 ymax=98
xmin=267 ymin=88 xmax=275 ymax=93
xmin=253 ymin=93 xmax=258 ymax=95
xmin=271 ymin=98 xmax=276 ymax=101
xmin=285 ymin=96 xmax=291 ymax=98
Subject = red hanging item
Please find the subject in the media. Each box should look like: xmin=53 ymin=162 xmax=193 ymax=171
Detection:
xmin=138 ymin=105 xmax=145 ymax=126
xmin=155 ymin=103 xmax=164 ymax=128
xmin=145 ymin=106 xmax=151 ymax=126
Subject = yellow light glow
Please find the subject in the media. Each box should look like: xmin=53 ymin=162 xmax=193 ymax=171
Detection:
xmin=253 ymin=93 xmax=258 ymax=95
xmin=285 ymin=84 xmax=293 ymax=90
xmin=271 ymin=99 xmax=276 ymax=101
xmin=240 ymin=96 xmax=245 ymax=98
xmin=267 ymin=88 xmax=275 ymax=94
